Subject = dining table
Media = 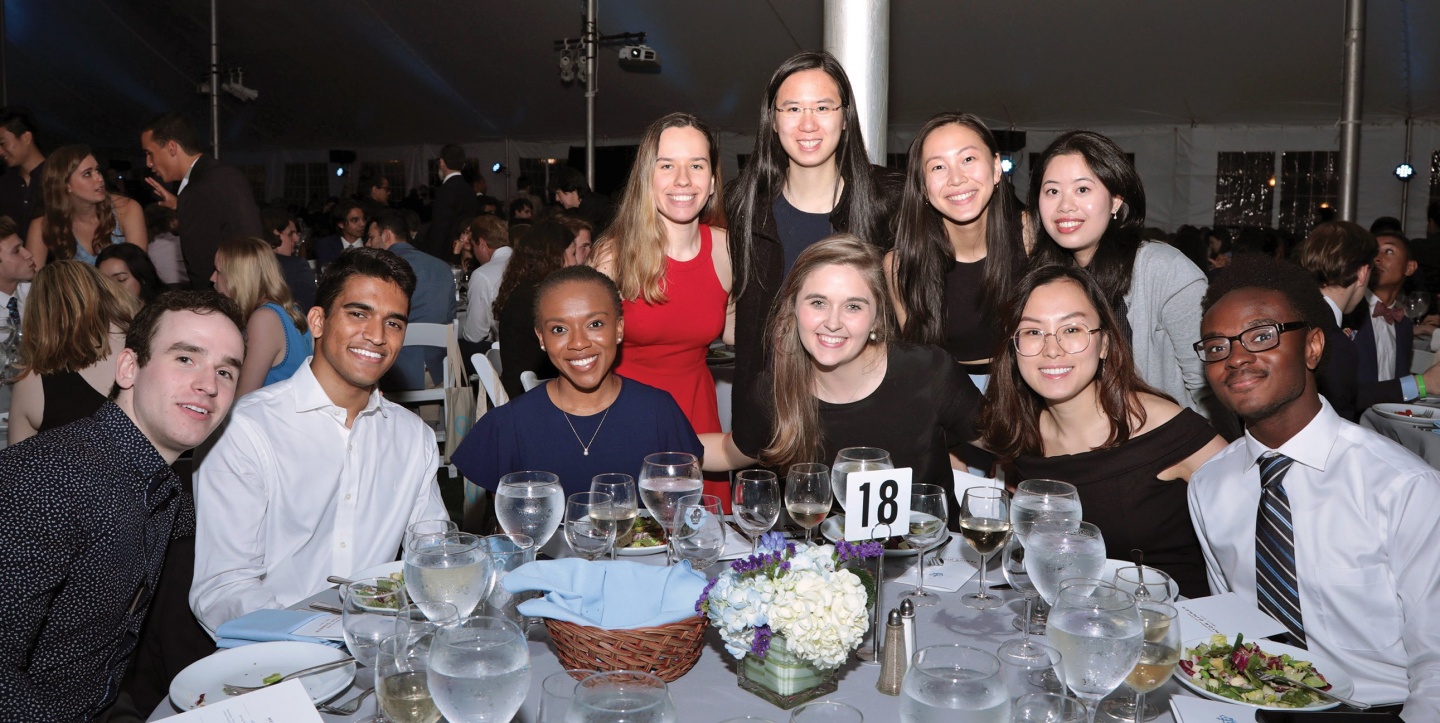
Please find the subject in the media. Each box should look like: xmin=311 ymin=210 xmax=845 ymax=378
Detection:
xmin=1360 ymin=400 xmax=1440 ymax=468
xmin=148 ymin=530 xmax=1193 ymax=722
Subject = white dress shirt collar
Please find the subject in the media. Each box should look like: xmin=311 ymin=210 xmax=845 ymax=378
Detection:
xmin=442 ymin=171 xmax=462 ymax=183
xmin=1237 ymin=396 xmax=1340 ymax=474
xmin=1322 ymin=295 xmax=1343 ymax=327
xmin=177 ymin=155 xmax=202 ymax=195
xmin=289 ymin=357 xmax=389 ymax=420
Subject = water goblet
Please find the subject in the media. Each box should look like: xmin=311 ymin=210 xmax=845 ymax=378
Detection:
xmin=539 ymin=669 xmax=594 ymax=723
xmin=791 ymin=700 xmax=863 ymax=722
xmin=960 ymin=485 xmax=1012 ymax=610
xmin=638 ymin=452 xmax=703 ymax=564
xmin=901 ymin=483 xmax=949 ymax=607
xmin=1002 ymin=531 xmax=1049 ymax=634
xmin=567 ymin=670 xmax=677 ymax=722
xmin=1112 ymin=565 xmax=1174 ymax=603
xmin=1045 ymin=579 xmax=1144 ymax=723
xmin=375 ymin=633 xmax=441 ymax=723
xmin=1011 ymin=693 xmax=1088 ymax=723
xmin=395 ymin=602 xmax=459 ymax=648
xmin=405 ymin=519 xmax=458 ymax=552
xmin=732 ymin=469 xmax=780 ymax=555
xmin=831 ymin=446 xmax=893 ymax=514
xmin=997 ymin=639 xmax=1065 ymax=702
xmin=496 ymin=470 xmax=565 ymax=549
xmin=899 ymin=644 xmax=1007 ymax=721
xmin=403 ymin=532 xmax=492 ymax=620
xmin=427 ymin=615 xmax=531 ymax=723
xmin=341 ymin=577 xmax=407 ymax=669
xmin=1011 ymin=480 xmax=1081 ymax=544
xmin=784 ymin=462 xmax=831 ymax=544
xmin=672 ymin=494 xmax=726 ymax=570
xmin=1099 ymin=600 xmax=1180 ymax=722
xmin=590 ymin=473 xmax=638 ymax=559
xmin=1024 ymin=521 xmax=1106 ymax=606
xmin=564 ymin=491 xmax=616 ymax=561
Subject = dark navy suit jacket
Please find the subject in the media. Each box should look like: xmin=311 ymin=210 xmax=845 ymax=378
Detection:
xmin=1343 ymin=301 xmax=1413 ymax=382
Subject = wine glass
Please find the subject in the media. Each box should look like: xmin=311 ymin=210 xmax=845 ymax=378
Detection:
xmin=732 ymin=469 xmax=780 ymax=555
xmin=672 ymin=494 xmax=726 ymax=570
xmin=784 ymin=462 xmax=831 ymax=544
xmin=376 ymin=633 xmax=441 ymax=723
xmin=1002 ymin=533 xmax=1047 ymax=634
xmin=1024 ymin=521 xmax=1106 ymax=606
xmin=638 ymin=453 xmax=703 ymax=564
xmin=831 ymin=447 xmax=892 ymax=514
xmin=791 ymin=700 xmax=863 ymax=722
xmin=478 ymin=533 xmax=535 ymax=625
xmin=496 ymin=470 xmax=565 ymax=549
xmin=427 ymin=616 xmax=531 ymax=723
xmin=960 ymin=486 xmax=1012 ymax=610
xmin=1011 ymin=693 xmax=1088 ymax=723
xmin=405 ymin=519 xmax=458 ymax=552
xmin=591 ymin=473 xmax=638 ymax=559
xmin=539 ymin=669 xmax=594 ymax=723
xmin=901 ymin=483 xmax=949 ymax=607
xmin=564 ymin=492 xmax=616 ymax=561
xmin=404 ymin=532 xmax=493 ymax=619
xmin=899 ymin=645 xmax=1007 ymax=721
xmin=1011 ymin=480 xmax=1081 ymax=543
xmin=567 ymin=670 xmax=678 ymax=722
xmin=1113 ymin=565 xmax=1174 ymax=603
xmin=1100 ymin=600 xmax=1180 ymax=722
xmin=341 ymin=577 xmax=407 ymax=669
xmin=997 ymin=639 xmax=1065 ymax=702
xmin=1405 ymin=291 xmax=1432 ymax=321
xmin=1045 ymin=579 xmax=1144 ymax=723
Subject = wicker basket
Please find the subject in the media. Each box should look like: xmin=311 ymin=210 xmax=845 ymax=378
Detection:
xmin=545 ymin=616 xmax=709 ymax=682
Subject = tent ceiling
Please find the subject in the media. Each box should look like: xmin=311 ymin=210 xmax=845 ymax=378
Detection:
xmin=10 ymin=0 xmax=1438 ymax=153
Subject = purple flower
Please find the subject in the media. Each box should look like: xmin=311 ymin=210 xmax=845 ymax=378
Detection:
xmin=696 ymin=577 xmax=719 ymax=614
xmin=751 ymin=625 xmax=773 ymax=658
xmin=758 ymin=531 xmax=787 ymax=553
xmin=835 ymin=538 xmax=887 ymax=563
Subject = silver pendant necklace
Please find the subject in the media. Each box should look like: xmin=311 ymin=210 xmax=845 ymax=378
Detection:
xmin=562 ymin=407 xmax=610 ymax=456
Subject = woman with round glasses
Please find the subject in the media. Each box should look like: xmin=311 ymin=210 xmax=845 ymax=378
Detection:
xmin=979 ymin=264 xmax=1225 ymax=597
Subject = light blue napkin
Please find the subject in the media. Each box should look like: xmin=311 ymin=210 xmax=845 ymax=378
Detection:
xmin=214 ymin=609 xmax=343 ymax=649
xmin=502 ymin=559 xmax=707 ymax=630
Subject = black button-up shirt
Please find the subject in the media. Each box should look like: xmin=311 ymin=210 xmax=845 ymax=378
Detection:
xmin=0 ymin=401 xmax=194 ymax=721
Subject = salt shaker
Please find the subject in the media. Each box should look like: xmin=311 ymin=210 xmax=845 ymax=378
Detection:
xmin=899 ymin=597 xmax=917 ymax=663
xmin=876 ymin=608 xmax=907 ymax=695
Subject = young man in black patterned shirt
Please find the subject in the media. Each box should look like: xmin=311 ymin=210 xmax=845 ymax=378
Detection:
xmin=0 ymin=291 xmax=245 ymax=721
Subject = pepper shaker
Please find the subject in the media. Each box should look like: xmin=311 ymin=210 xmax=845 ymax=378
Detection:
xmin=876 ymin=608 xmax=907 ymax=695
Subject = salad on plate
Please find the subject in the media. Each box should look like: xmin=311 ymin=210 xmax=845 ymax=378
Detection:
xmin=1180 ymin=633 xmax=1332 ymax=708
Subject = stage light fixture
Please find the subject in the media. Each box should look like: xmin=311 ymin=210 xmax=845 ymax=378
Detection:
xmin=492 ymin=162 xmax=508 ymax=174
xmin=1000 ymin=156 xmax=1015 ymax=174
xmin=1396 ymin=163 xmax=1415 ymax=181
xmin=335 ymin=167 xmax=345 ymax=178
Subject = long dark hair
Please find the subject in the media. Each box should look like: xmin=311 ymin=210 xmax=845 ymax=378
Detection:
xmin=95 ymin=243 xmax=164 ymax=304
xmin=493 ymin=217 xmax=577 ymax=320
xmin=893 ymin=112 xmax=1025 ymax=348
xmin=1028 ymin=131 xmax=1146 ymax=313
xmin=978 ymin=264 xmax=1166 ymax=460
xmin=727 ymin=51 xmax=885 ymax=298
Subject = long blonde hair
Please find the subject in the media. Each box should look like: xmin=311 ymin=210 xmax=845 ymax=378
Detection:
xmin=762 ymin=235 xmax=897 ymax=469
xmin=19 ymin=260 xmax=140 ymax=376
xmin=593 ymin=112 xmax=726 ymax=304
xmin=215 ymin=236 xmax=308 ymax=333
xmin=40 ymin=144 xmax=121 ymax=261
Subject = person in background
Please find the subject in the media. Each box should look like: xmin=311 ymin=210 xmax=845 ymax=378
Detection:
xmin=260 ymin=206 xmax=317 ymax=311
xmin=980 ymin=264 xmax=1225 ymax=597
xmin=144 ymin=203 xmax=186 ymax=286
xmin=551 ymin=166 xmax=615 ymax=238
xmin=418 ymin=144 xmax=480 ymax=262
xmin=96 ymin=242 xmax=164 ymax=305
xmin=1189 ymin=255 xmax=1440 ymax=716
xmin=211 ymin=236 xmax=313 ymax=397
xmin=0 ymin=106 xmax=46 ymax=225
xmin=460 ymin=214 xmax=512 ymax=350
xmin=509 ymin=196 xmax=534 ymax=227
xmin=313 ymin=200 xmax=367 ymax=272
xmin=8 ymin=260 xmax=139 ymax=444
xmin=493 ymin=217 xmax=584 ymax=397
xmin=357 ymin=173 xmax=391 ymax=217
xmin=367 ymin=208 xmax=456 ymax=391
xmin=27 ymin=144 xmax=147 ymax=267
xmin=1343 ymin=231 xmax=1417 ymax=384
xmin=452 ymin=214 xmax=481 ymax=276
xmin=0 ymin=216 xmax=35 ymax=326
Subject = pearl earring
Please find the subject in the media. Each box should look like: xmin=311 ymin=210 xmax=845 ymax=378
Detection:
xmin=869 ymin=331 xmax=877 ymax=341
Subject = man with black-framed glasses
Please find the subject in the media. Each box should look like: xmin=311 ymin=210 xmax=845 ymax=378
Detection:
xmin=1187 ymin=256 xmax=1440 ymax=717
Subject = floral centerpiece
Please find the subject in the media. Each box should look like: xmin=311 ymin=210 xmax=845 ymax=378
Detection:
xmin=696 ymin=532 xmax=883 ymax=707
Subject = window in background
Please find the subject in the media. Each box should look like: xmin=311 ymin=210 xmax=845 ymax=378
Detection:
xmin=360 ymin=160 xmax=406 ymax=197
xmin=1278 ymin=151 xmax=1338 ymax=237
xmin=283 ymin=162 xmax=329 ymax=206
xmin=1213 ymin=151 xmax=1275 ymax=227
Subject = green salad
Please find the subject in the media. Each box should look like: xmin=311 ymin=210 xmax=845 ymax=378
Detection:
xmin=1180 ymin=633 xmax=1331 ymax=708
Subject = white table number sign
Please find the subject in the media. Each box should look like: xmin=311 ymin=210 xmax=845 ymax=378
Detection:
xmin=843 ymin=467 xmax=913 ymax=541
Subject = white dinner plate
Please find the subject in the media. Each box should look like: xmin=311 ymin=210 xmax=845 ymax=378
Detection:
xmin=617 ymin=511 xmax=668 ymax=556
xmin=1373 ymin=403 xmax=1440 ymax=426
xmin=1176 ymin=636 xmax=1352 ymax=711
xmin=1100 ymin=558 xmax=1180 ymax=601
xmin=168 ymin=641 xmax=355 ymax=711
xmin=820 ymin=515 xmax=950 ymax=557
xmin=350 ymin=560 xmax=404 ymax=582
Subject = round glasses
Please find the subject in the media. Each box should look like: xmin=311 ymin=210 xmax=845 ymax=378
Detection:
xmin=1193 ymin=321 xmax=1308 ymax=362
xmin=773 ymin=104 xmax=844 ymax=120
xmin=1013 ymin=323 xmax=1103 ymax=357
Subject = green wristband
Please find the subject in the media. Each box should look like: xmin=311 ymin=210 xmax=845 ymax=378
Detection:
xmin=1417 ymin=374 xmax=1427 ymax=399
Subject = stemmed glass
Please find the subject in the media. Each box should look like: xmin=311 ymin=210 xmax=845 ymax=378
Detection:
xmin=403 ymin=532 xmax=493 ymax=620
xmin=496 ymin=470 xmax=565 ymax=549
xmin=427 ymin=616 xmax=531 ymax=723
xmin=960 ymin=486 xmax=1012 ymax=610
xmin=341 ymin=577 xmax=407 ymax=669
xmin=672 ymin=494 xmax=726 ymax=570
xmin=590 ymin=473 xmax=638 ymax=559
xmin=1045 ymin=579 xmax=1144 ymax=723
xmin=1011 ymin=693 xmax=1088 ymax=723
xmin=784 ymin=462 xmax=831 ymax=544
xmin=564 ymin=492 xmax=616 ymax=561
xmin=831 ymin=447 xmax=892 ymax=515
xmin=568 ymin=670 xmax=678 ymax=722
xmin=396 ymin=602 xmax=458 ymax=647
xmin=405 ymin=519 xmax=458 ymax=551
xmin=1010 ymin=480 xmax=1082 ymax=631
xmin=899 ymin=645 xmax=1007 ymax=720
xmin=1100 ymin=600 xmax=1180 ymax=722
xmin=376 ymin=633 xmax=441 ymax=723
xmin=1113 ymin=565 xmax=1174 ymax=603
xmin=901 ymin=483 xmax=949 ymax=607
xmin=1002 ymin=534 xmax=1047 ymax=633
xmin=997 ymin=638 xmax=1065 ymax=702
xmin=638 ymin=452 xmax=704 ymax=565
xmin=539 ymin=669 xmax=594 ymax=723
xmin=791 ymin=700 xmax=863 ymax=722
xmin=732 ymin=470 xmax=780 ymax=555
xmin=1024 ymin=521 xmax=1106 ymax=607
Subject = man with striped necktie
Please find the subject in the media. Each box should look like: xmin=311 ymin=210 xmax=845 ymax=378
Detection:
xmin=1187 ymin=256 xmax=1440 ymax=719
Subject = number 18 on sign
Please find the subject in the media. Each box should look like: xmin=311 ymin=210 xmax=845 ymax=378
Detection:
xmin=843 ymin=467 xmax=913 ymax=542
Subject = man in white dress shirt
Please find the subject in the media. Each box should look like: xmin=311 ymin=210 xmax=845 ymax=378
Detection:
xmin=1188 ymin=256 xmax=1440 ymax=718
xmin=460 ymin=214 xmax=511 ymax=346
xmin=0 ymin=216 xmax=35 ymax=325
xmin=191 ymin=247 xmax=448 ymax=633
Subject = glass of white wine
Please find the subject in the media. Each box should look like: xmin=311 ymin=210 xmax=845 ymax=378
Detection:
xmin=784 ymin=462 xmax=831 ymax=544
xmin=564 ymin=491 xmax=616 ymax=561
xmin=1099 ymin=600 xmax=1179 ymax=722
xmin=590 ymin=473 xmax=638 ymax=559
xmin=376 ymin=633 xmax=441 ymax=723
xmin=960 ymin=485 xmax=1012 ymax=611
xmin=901 ymin=483 xmax=948 ymax=607
xmin=403 ymin=532 xmax=492 ymax=620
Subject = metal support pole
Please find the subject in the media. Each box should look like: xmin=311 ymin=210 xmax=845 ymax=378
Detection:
xmin=1401 ymin=117 xmax=1413 ymax=231
xmin=1 ymin=3 xmax=8 ymax=106
xmin=210 ymin=0 xmax=221 ymax=158
xmin=823 ymin=0 xmax=889 ymax=165
xmin=1337 ymin=0 xmax=1366 ymax=221
xmin=584 ymin=0 xmax=597 ymax=189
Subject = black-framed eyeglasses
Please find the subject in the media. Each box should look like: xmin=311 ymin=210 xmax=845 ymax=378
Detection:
xmin=1013 ymin=323 xmax=1103 ymax=357
xmin=1193 ymin=321 xmax=1308 ymax=363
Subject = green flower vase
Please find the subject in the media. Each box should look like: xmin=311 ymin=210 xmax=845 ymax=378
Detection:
xmin=736 ymin=634 xmax=840 ymax=709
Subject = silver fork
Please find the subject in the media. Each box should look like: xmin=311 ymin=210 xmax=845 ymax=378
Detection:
xmin=222 ymin=657 xmax=356 ymax=695
xmin=318 ymin=686 xmax=376 ymax=715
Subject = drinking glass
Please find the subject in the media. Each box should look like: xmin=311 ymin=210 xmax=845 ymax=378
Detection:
xmin=899 ymin=644 xmax=1007 ymax=722
xmin=1011 ymin=693 xmax=1088 ymax=723
xmin=1406 ymin=291 xmax=1432 ymax=321
xmin=0 ymin=317 xmax=18 ymax=384
xmin=791 ymin=700 xmax=863 ymax=722
xmin=1100 ymin=600 xmax=1180 ymax=722
xmin=672 ymin=494 xmax=726 ymax=570
xmin=427 ymin=616 xmax=531 ymax=723
xmin=403 ymin=532 xmax=493 ymax=620
xmin=591 ymin=473 xmax=638 ymax=559
xmin=1045 ymin=579 xmax=1144 ymax=723
xmin=496 ymin=470 xmax=565 ymax=548
xmin=901 ymin=483 xmax=949 ymax=607
xmin=539 ymin=669 xmax=594 ymax=723
xmin=960 ymin=486 xmax=1012 ymax=610
xmin=831 ymin=446 xmax=893 ymax=514
xmin=376 ymin=633 xmax=441 ymax=723
xmin=405 ymin=519 xmax=458 ymax=552
xmin=732 ymin=470 xmax=781 ymax=555
xmin=638 ymin=453 xmax=703 ymax=564
xmin=478 ymin=533 xmax=535 ymax=624
xmin=1023 ymin=521 xmax=1106 ymax=606
xmin=1011 ymin=480 xmax=1081 ymax=545
xmin=342 ymin=577 xmax=407 ymax=668
xmin=565 ymin=492 xmax=616 ymax=561
xmin=997 ymin=639 xmax=1065 ymax=702
xmin=1112 ymin=565 xmax=1174 ymax=603
xmin=1002 ymin=533 xmax=1048 ymax=634
xmin=395 ymin=602 xmax=458 ymax=648
xmin=784 ymin=462 xmax=832 ymax=544
xmin=567 ymin=670 xmax=677 ymax=722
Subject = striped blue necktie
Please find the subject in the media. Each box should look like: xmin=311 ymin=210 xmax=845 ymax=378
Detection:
xmin=1256 ymin=452 xmax=1305 ymax=648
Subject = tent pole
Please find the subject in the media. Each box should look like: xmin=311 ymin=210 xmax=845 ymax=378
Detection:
xmin=823 ymin=0 xmax=889 ymax=165
xmin=1338 ymin=0 xmax=1365 ymax=222
xmin=585 ymin=0 xmax=597 ymax=189
xmin=1401 ymin=116 xmax=1413 ymax=231
xmin=210 ymin=0 xmax=221 ymax=159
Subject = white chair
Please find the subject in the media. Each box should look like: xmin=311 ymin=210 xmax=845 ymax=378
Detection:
xmin=520 ymin=371 xmax=544 ymax=391
xmin=485 ymin=340 xmax=503 ymax=376
xmin=470 ymin=352 xmax=508 ymax=408
xmin=386 ymin=322 xmax=453 ymax=407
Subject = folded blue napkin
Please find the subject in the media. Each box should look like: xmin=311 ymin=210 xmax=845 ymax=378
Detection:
xmin=502 ymin=559 xmax=707 ymax=630
xmin=214 ymin=609 xmax=343 ymax=649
